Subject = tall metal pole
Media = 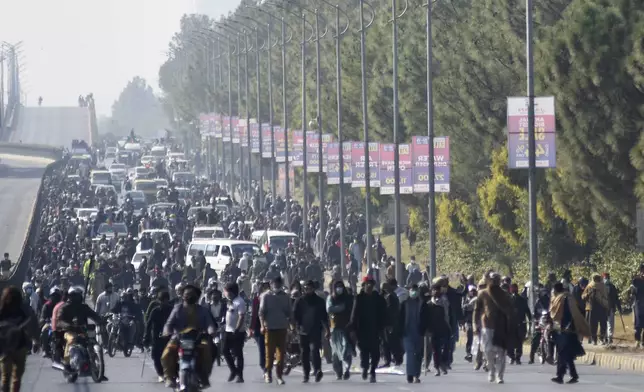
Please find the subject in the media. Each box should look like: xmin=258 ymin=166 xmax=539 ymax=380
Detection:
xmin=359 ymin=0 xmax=373 ymax=269
xmin=282 ymin=17 xmax=291 ymax=226
xmin=268 ymin=22 xmax=277 ymax=202
xmin=315 ymin=9 xmax=326 ymax=259
xmin=245 ymin=32 xmax=252 ymax=203
xmin=218 ymin=38 xmax=227 ymax=192
xmin=256 ymin=29 xmax=265 ymax=208
xmin=335 ymin=5 xmax=347 ymax=274
xmin=426 ymin=0 xmax=436 ymax=280
xmin=526 ymin=0 xmax=538 ymax=310
xmin=392 ymin=0 xmax=407 ymax=280
xmin=236 ymin=33 xmax=243 ymax=200
xmin=301 ymin=14 xmax=310 ymax=246
xmin=227 ymin=36 xmax=234 ymax=195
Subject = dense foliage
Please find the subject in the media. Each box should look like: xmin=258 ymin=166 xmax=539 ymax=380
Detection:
xmin=158 ymin=0 xmax=644 ymax=285
xmin=105 ymin=76 xmax=168 ymax=138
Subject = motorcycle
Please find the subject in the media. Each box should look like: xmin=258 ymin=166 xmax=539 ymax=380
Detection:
xmin=536 ymin=311 xmax=556 ymax=365
xmin=52 ymin=324 xmax=105 ymax=383
xmin=105 ymin=313 xmax=135 ymax=357
xmin=176 ymin=329 xmax=204 ymax=391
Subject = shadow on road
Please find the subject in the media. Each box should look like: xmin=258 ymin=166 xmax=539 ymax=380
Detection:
xmin=0 ymin=166 xmax=46 ymax=179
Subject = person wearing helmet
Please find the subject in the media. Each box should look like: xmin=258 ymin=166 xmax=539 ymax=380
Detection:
xmin=56 ymin=287 xmax=105 ymax=378
xmin=21 ymin=282 xmax=39 ymax=314
xmin=161 ymin=285 xmax=216 ymax=388
xmin=110 ymin=288 xmax=142 ymax=349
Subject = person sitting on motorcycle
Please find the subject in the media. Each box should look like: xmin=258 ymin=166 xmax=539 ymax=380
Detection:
xmin=39 ymin=286 xmax=62 ymax=358
xmin=57 ymin=286 xmax=106 ymax=380
xmin=161 ymin=284 xmax=216 ymax=389
xmin=109 ymin=288 xmax=142 ymax=350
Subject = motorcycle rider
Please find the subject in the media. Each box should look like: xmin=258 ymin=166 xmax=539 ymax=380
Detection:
xmin=22 ymin=282 xmax=40 ymax=313
xmin=94 ymin=282 xmax=119 ymax=345
xmin=161 ymin=284 xmax=216 ymax=388
xmin=56 ymin=286 xmax=107 ymax=380
xmin=39 ymin=286 xmax=62 ymax=358
xmin=144 ymin=290 xmax=173 ymax=383
xmin=109 ymin=288 xmax=142 ymax=350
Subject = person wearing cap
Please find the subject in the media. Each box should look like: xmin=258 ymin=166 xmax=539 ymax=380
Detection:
xmin=473 ymin=273 xmax=513 ymax=383
xmin=259 ymin=276 xmax=291 ymax=385
xmin=349 ymin=275 xmax=387 ymax=383
xmin=292 ymin=280 xmax=329 ymax=383
xmin=602 ymin=272 xmax=622 ymax=344
xmin=630 ymin=263 xmax=644 ymax=347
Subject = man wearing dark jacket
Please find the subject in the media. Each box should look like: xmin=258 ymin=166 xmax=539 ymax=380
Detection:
xmin=144 ymin=291 xmax=173 ymax=382
xmin=292 ymin=280 xmax=329 ymax=383
xmin=603 ymin=273 xmax=622 ymax=344
xmin=350 ymin=276 xmax=387 ymax=383
xmin=508 ymin=283 xmax=531 ymax=364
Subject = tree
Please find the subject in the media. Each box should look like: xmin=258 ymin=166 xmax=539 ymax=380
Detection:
xmin=110 ymin=76 xmax=168 ymax=138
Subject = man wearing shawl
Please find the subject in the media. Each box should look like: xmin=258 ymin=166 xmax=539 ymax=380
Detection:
xmin=550 ymin=282 xmax=590 ymax=384
xmin=581 ymin=274 xmax=608 ymax=344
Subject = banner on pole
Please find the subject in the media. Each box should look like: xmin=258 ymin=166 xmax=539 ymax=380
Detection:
xmin=507 ymin=96 xmax=556 ymax=169
xmin=342 ymin=141 xmax=352 ymax=184
xmin=326 ymin=142 xmax=340 ymax=185
xmin=306 ymin=132 xmax=319 ymax=173
xmin=412 ymin=136 xmax=450 ymax=193
xmin=250 ymin=123 xmax=260 ymax=154
xmin=262 ymin=125 xmax=272 ymax=158
xmin=291 ymin=131 xmax=304 ymax=166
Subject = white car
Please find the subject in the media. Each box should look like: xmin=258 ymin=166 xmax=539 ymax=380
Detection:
xmin=130 ymin=250 xmax=152 ymax=270
xmin=192 ymin=226 xmax=226 ymax=240
xmin=75 ymin=208 xmax=98 ymax=223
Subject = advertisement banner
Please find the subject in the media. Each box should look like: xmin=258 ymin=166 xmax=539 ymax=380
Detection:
xmin=262 ymin=125 xmax=272 ymax=158
xmin=291 ymin=131 xmax=304 ymax=166
xmin=326 ymin=142 xmax=340 ymax=185
xmin=368 ymin=142 xmax=381 ymax=187
xmin=351 ymin=142 xmax=365 ymax=187
xmin=399 ymin=143 xmax=413 ymax=194
xmin=214 ymin=114 xmax=222 ymax=138
xmin=412 ymin=136 xmax=451 ymax=193
xmin=507 ymin=96 xmax=556 ymax=169
xmin=222 ymin=116 xmax=231 ymax=142
xmin=275 ymin=127 xmax=286 ymax=162
xmin=231 ymin=117 xmax=240 ymax=144
xmin=306 ymin=132 xmax=319 ymax=173
xmin=378 ymin=144 xmax=413 ymax=195
xmin=322 ymin=133 xmax=334 ymax=173
xmin=251 ymin=123 xmax=260 ymax=154
xmin=199 ymin=113 xmax=209 ymax=136
xmin=379 ymin=144 xmax=396 ymax=195
xmin=342 ymin=141 xmax=352 ymax=184
xmin=239 ymin=123 xmax=248 ymax=147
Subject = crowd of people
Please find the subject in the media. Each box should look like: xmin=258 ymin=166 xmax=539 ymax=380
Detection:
xmin=0 ymin=138 xmax=643 ymax=392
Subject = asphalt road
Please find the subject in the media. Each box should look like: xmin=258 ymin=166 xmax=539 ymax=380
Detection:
xmin=20 ymin=344 xmax=644 ymax=392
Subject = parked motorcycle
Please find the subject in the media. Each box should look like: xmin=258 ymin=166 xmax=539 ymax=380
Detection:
xmin=52 ymin=324 xmax=105 ymax=383
xmin=105 ymin=313 xmax=135 ymax=357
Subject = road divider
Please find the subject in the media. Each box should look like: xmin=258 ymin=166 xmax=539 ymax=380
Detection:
xmin=0 ymin=142 xmax=64 ymax=161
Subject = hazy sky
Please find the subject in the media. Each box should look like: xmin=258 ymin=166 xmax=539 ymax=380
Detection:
xmin=0 ymin=0 xmax=241 ymax=116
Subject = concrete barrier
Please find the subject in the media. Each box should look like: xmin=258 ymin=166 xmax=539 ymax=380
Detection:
xmin=0 ymin=142 xmax=64 ymax=161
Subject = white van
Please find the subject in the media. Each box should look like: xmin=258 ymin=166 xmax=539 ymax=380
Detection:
xmin=192 ymin=226 xmax=226 ymax=240
xmin=186 ymin=239 xmax=263 ymax=273
xmin=90 ymin=170 xmax=112 ymax=186
xmin=251 ymin=230 xmax=299 ymax=251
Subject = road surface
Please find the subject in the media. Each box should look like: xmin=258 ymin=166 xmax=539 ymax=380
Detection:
xmin=20 ymin=344 xmax=644 ymax=391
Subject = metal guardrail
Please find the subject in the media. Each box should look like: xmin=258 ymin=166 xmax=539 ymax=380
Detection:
xmin=0 ymin=157 xmax=68 ymax=289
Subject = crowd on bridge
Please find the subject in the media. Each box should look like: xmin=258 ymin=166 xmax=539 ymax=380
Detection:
xmin=0 ymin=138 xmax=642 ymax=392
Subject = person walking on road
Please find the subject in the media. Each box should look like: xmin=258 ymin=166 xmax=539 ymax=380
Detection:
xmin=222 ymin=282 xmax=246 ymax=383
xmin=259 ymin=276 xmax=291 ymax=385
xmin=292 ymin=280 xmax=329 ymax=383
xmin=549 ymin=282 xmax=590 ymax=384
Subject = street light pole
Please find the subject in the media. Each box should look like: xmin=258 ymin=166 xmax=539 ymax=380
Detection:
xmin=359 ymin=0 xmax=376 ymax=269
xmin=227 ymin=36 xmax=235 ymax=196
xmin=281 ymin=17 xmax=292 ymax=227
xmin=301 ymin=13 xmax=310 ymax=245
xmin=526 ymin=0 xmax=538 ymax=310
xmin=425 ymin=0 xmax=437 ymax=280
xmin=245 ymin=31 xmax=253 ymax=202
xmin=314 ymin=9 xmax=325 ymax=260
xmin=255 ymin=28 xmax=265 ymax=207
xmin=392 ymin=0 xmax=408 ymax=281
